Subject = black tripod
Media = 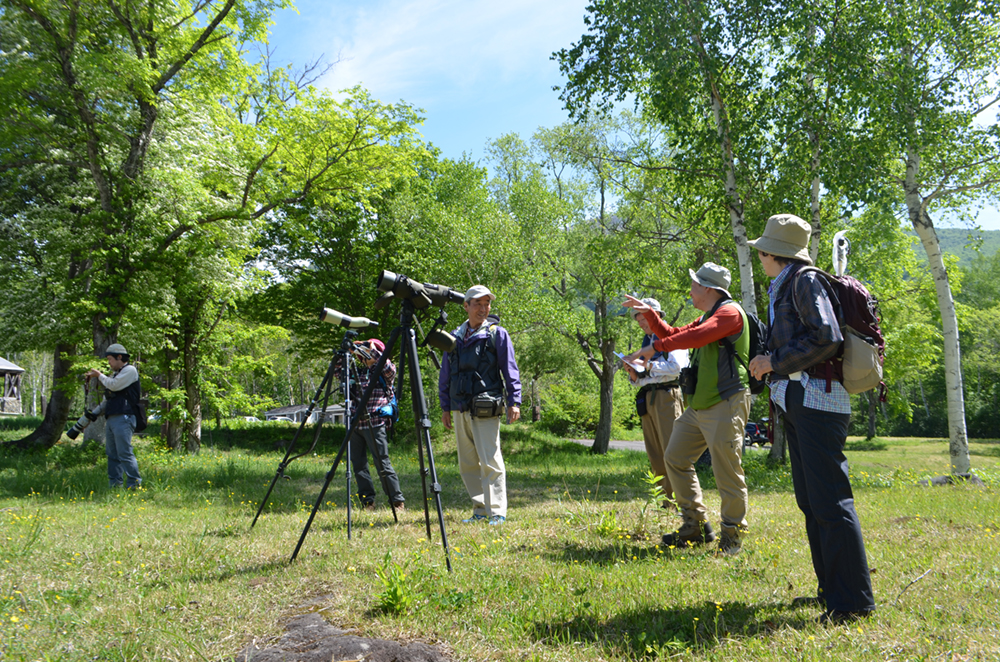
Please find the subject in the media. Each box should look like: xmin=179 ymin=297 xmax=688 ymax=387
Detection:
xmin=290 ymin=299 xmax=453 ymax=571
xmin=250 ymin=331 xmax=358 ymax=530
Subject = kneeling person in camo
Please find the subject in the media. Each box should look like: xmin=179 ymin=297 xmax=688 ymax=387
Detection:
xmin=439 ymin=285 xmax=521 ymax=526
xmin=336 ymin=338 xmax=405 ymax=512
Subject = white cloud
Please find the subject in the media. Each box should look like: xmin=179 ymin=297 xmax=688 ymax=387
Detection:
xmin=313 ymin=0 xmax=590 ymax=104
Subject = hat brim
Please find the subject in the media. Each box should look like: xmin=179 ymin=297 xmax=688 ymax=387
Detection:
xmin=688 ymin=269 xmax=732 ymax=299
xmin=748 ymin=236 xmax=813 ymax=265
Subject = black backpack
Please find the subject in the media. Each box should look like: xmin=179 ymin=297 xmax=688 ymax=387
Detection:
xmin=133 ymin=398 xmax=149 ymax=433
xmin=719 ymin=303 xmax=768 ymax=395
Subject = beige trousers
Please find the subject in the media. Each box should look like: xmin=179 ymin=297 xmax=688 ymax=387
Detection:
xmin=640 ymin=386 xmax=685 ymax=507
xmin=665 ymin=390 xmax=750 ymax=529
xmin=453 ymin=410 xmax=507 ymax=518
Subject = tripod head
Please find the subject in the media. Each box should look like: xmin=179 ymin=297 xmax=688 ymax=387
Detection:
xmin=339 ymin=329 xmax=360 ymax=351
xmin=375 ymin=270 xmax=464 ymax=310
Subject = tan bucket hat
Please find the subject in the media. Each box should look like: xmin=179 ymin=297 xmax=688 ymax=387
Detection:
xmin=748 ymin=214 xmax=813 ymax=264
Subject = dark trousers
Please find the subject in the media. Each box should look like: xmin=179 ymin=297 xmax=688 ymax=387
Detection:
xmin=350 ymin=424 xmax=404 ymax=506
xmin=784 ymin=381 xmax=875 ymax=613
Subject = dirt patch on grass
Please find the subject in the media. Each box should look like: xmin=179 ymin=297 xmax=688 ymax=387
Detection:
xmin=236 ymin=612 xmax=453 ymax=662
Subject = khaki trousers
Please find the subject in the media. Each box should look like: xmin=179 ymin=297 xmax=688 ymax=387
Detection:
xmin=453 ymin=410 xmax=507 ymax=518
xmin=665 ymin=390 xmax=750 ymax=529
xmin=640 ymin=386 xmax=684 ymax=507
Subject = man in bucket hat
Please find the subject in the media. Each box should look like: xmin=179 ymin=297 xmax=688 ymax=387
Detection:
xmin=623 ymin=262 xmax=752 ymax=555
xmin=624 ymin=297 xmax=689 ymax=509
xmin=85 ymin=343 xmax=142 ymax=489
xmin=439 ymin=285 xmax=521 ymax=525
xmin=748 ymin=214 xmax=875 ymax=623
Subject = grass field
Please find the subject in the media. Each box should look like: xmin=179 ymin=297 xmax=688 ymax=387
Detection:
xmin=2 ymin=418 xmax=999 ymax=661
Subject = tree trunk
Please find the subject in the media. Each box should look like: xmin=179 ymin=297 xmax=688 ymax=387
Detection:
xmin=162 ymin=341 xmax=184 ymax=451
xmin=591 ymin=340 xmax=616 ymax=455
xmin=768 ymin=411 xmax=787 ymax=463
xmin=531 ymin=377 xmax=541 ymax=421
xmin=81 ymin=375 xmax=106 ymax=448
xmin=684 ymin=9 xmax=756 ymax=311
xmin=867 ymin=390 xmax=877 ymax=440
xmin=905 ymin=149 xmax=970 ymax=473
xmin=183 ymin=331 xmax=202 ymax=454
xmin=11 ymin=343 xmax=76 ymax=449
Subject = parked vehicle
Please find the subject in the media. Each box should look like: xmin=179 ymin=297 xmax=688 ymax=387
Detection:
xmin=267 ymin=416 xmax=294 ymax=423
xmin=745 ymin=421 xmax=769 ymax=446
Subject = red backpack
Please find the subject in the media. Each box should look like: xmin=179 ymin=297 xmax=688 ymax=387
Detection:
xmin=794 ymin=267 xmax=886 ymax=397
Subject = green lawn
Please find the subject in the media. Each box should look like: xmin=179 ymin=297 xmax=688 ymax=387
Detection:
xmin=1 ymin=420 xmax=999 ymax=661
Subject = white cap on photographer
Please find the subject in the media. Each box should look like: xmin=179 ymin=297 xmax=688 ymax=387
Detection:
xmin=105 ymin=343 xmax=129 ymax=357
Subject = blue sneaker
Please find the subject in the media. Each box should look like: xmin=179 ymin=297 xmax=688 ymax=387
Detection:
xmin=462 ymin=513 xmax=487 ymax=523
xmin=488 ymin=515 xmax=506 ymax=526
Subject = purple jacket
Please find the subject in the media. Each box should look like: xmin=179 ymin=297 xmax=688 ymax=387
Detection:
xmin=438 ymin=320 xmax=521 ymax=411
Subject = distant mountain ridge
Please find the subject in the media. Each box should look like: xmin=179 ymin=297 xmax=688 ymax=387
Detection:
xmin=905 ymin=227 xmax=1000 ymax=265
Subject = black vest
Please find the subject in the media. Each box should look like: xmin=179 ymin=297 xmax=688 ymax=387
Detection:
xmin=105 ymin=371 xmax=140 ymax=417
xmin=448 ymin=324 xmax=503 ymax=410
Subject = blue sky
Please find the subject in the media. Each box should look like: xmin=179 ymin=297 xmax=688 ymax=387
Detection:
xmin=265 ymin=0 xmax=590 ymax=162
xmin=264 ymin=0 xmax=1000 ymax=232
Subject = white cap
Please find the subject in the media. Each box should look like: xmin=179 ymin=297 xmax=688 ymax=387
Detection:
xmin=105 ymin=343 xmax=129 ymax=357
xmin=464 ymin=285 xmax=496 ymax=303
xmin=630 ymin=297 xmax=662 ymax=319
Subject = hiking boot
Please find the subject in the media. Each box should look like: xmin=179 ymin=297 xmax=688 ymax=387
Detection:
xmin=661 ymin=520 xmax=716 ymax=548
xmin=363 ymin=502 xmax=376 ymax=512
xmin=392 ymin=502 xmax=405 ymax=512
xmin=818 ymin=609 xmax=873 ymax=625
xmin=716 ymin=526 xmax=743 ymax=556
xmin=488 ymin=515 xmax=506 ymax=526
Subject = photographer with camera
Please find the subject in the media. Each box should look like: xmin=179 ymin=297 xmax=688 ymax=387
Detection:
xmin=623 ymin=263 xmax=751 ymax=556
xmin=83 ymin=343 xmax=142 ymax=489
xmin=438 ymin=285 xmax=521 ymax=526
xmin=625 ymin=298 xmax=689 ymax=510
xmin=335 ymin=338 xmax=406 ymax=512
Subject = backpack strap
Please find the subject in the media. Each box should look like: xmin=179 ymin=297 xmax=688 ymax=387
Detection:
xmin=789 ymin=266 xmax=843 ymax=393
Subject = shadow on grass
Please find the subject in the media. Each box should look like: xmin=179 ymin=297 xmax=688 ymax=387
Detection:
xmin=527 ymin=600 xmax=815 ymax=658
xmin=146 ymin=559 xmax=291 ymax=591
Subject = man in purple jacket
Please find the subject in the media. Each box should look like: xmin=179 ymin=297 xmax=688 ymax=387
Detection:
xmin=439 ymin=285 xmax=521 ymax=525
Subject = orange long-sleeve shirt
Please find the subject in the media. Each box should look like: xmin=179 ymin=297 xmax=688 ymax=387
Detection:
xmin=642 ymin=304 xmax=744 ymax=353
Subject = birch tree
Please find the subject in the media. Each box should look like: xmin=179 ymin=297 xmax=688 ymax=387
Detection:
xmin=844 ymin=0 xmax=1000 ymax=473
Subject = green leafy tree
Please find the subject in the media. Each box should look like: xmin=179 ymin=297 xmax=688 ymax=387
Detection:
xmin=0 ymin=0 xmax=422 ymax=448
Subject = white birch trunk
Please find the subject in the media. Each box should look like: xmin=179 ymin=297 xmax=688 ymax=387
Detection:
xmin=904 ymin=148 xmax=971 ymax=474
xmin=709 ymin=93 xmax=756 ymax=312
xmin=809 ymin=173 xmax=822 ymax=265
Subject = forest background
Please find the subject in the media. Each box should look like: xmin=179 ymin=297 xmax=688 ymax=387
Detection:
xmin=2 ymin=0 xmax=1000 ymax=463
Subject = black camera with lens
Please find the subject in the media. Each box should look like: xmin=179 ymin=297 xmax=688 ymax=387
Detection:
xmin=679 ymin=366 xmax=698 ymax=396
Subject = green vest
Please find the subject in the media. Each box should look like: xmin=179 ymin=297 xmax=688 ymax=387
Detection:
xmin=689 ymin=302 xmax=750 ymax=410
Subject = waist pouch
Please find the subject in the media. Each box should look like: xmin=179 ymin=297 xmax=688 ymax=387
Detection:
xmin=635 ymin=390 xmax=648 ymax=417
xmin=471 ymin=393 xmax=504 ymax=419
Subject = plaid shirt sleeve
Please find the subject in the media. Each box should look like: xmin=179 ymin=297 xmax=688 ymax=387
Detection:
xmin=354 ymin=359 xmax=396 ymax=430
xmin=768 ymin=268 xmax=843 ymax=375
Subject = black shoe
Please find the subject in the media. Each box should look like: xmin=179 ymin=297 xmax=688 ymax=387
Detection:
xmin=818 ymin=609 xmax=873 ymax=625
xmin=661 ymin=521 xmax=716 ymax=547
